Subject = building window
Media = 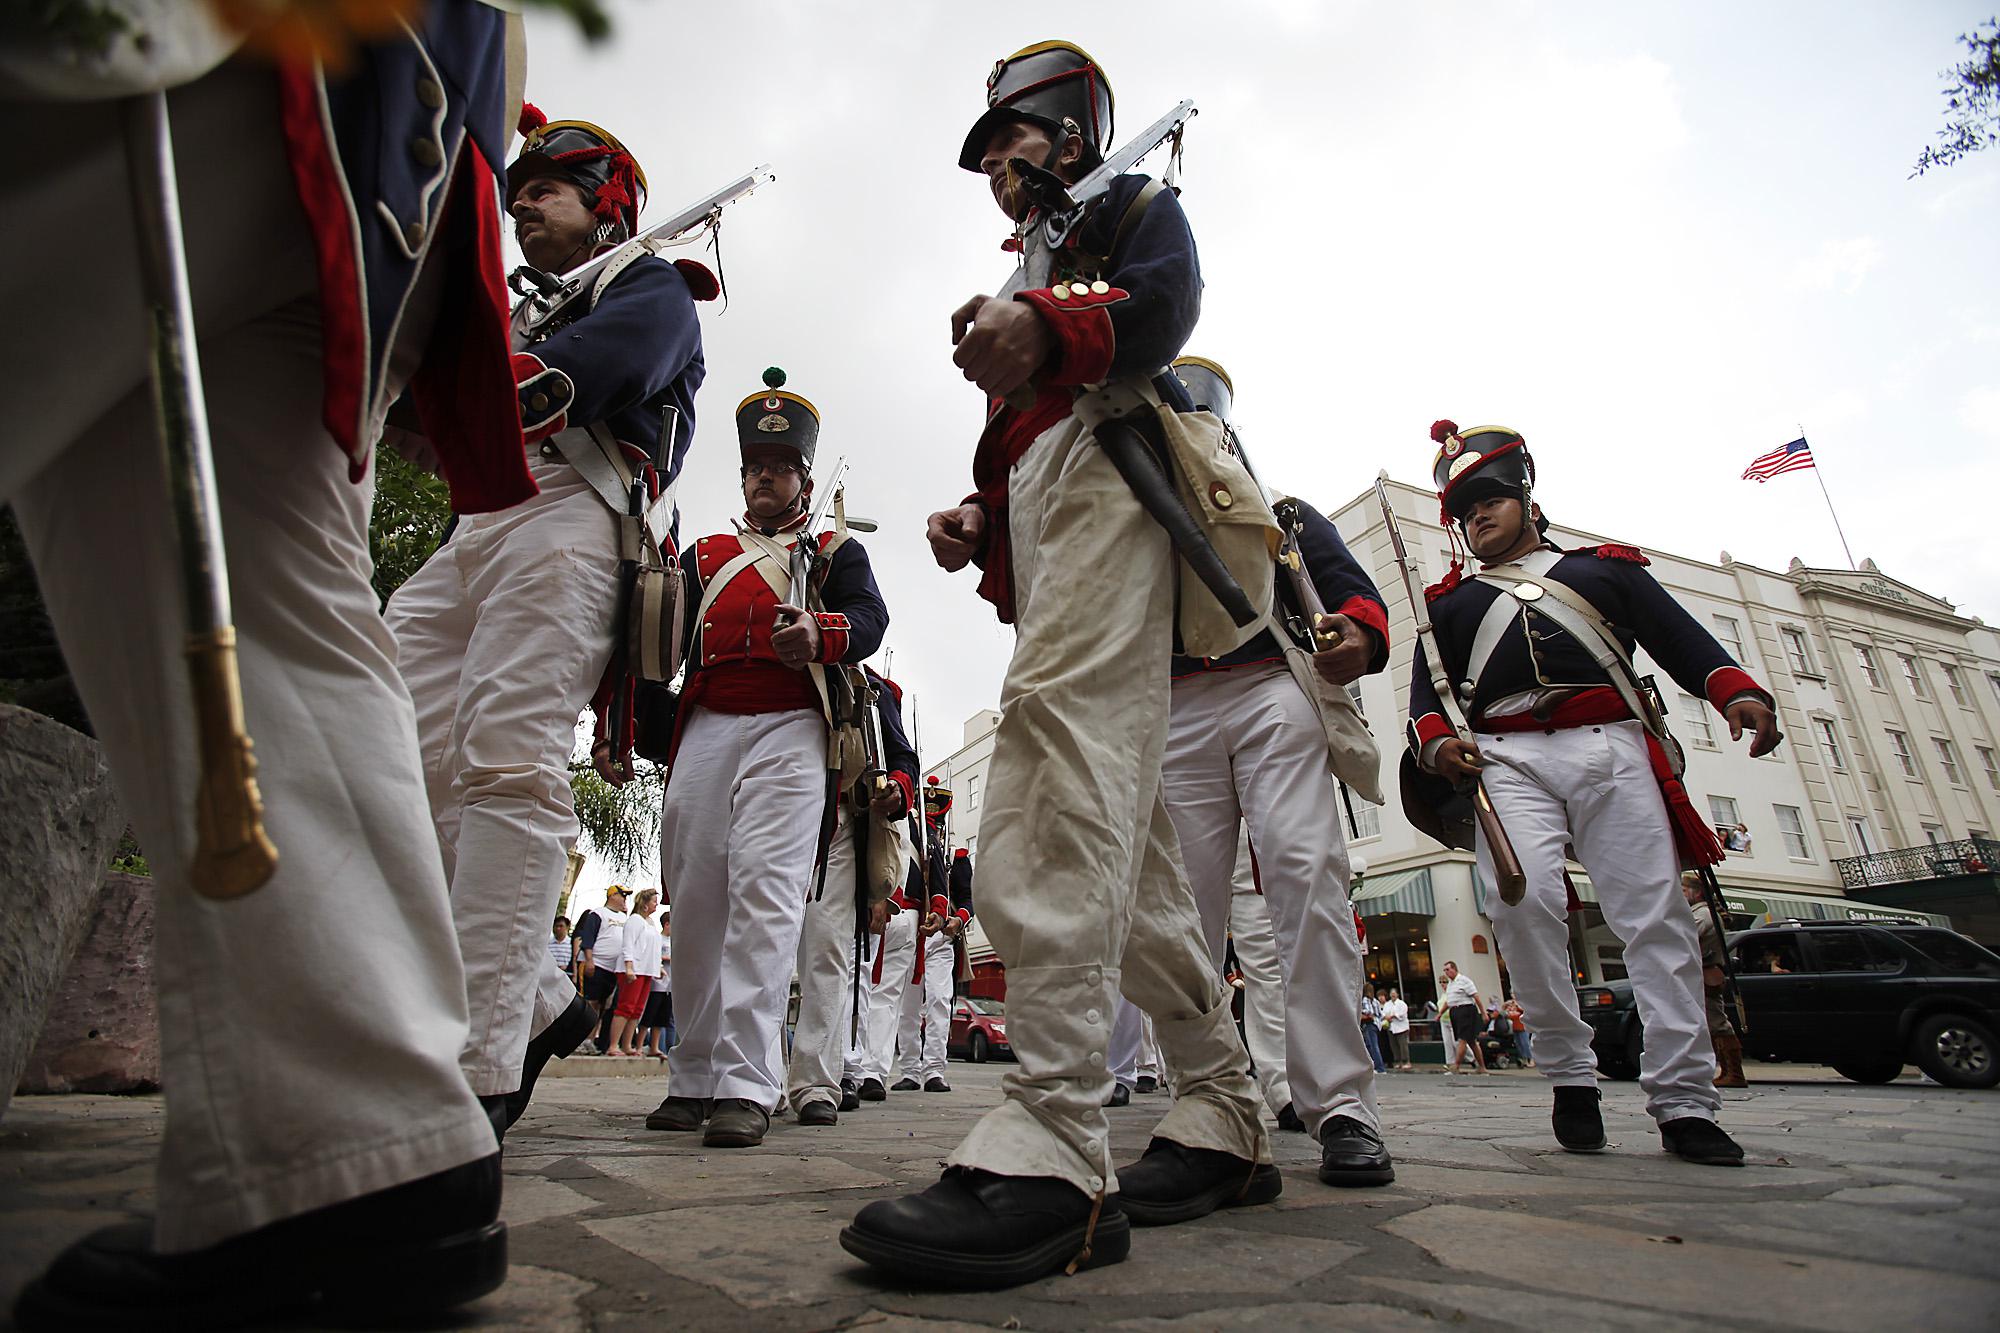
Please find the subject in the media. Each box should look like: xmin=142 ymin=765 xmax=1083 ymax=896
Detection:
xmin=1781 ymin=627 xmax=1814 ymax=676
xmin=1774 ymin=805 xmax=1812 ymax=859
xmin=1979 ymin=746 xmax=2000 ymax=794
xmin=1923 ymin=823 xmax=1945 ymax=847
xmin=1677 ymin=693 xmax=1716 ymax=749
xmin=1349 ymin=793 xmax=1382 ymax=840
xmin=1347 ymin=681 xmax=1367 ymax=719
xmin=1712 ymin=615 xmax=1744 ymax=660
xmin=1898 ymin=652 xmax=1927 ymax=697
xmin=966 ymin=775 xmax=981 ymax=810
xmin=1887 ymin=729 xmax=1918 ymax=778
xmin=1846 ymin=817 xmax=1876 ymax=856
xmin=1856 ymin=645 xmax=1884 ymax=689
xmin=1935 ymin=739 xmax=1964 ymax=786
xmin=1989 ymin=671 xmax=2000 ymax=706
xmin=1814 ymin=718 xmax=1846 ymax=770
xmin=1709 ymin=794 xmax=1740 ymax=828
xmin=1942 ymin=663 xmax=1969 ymax=707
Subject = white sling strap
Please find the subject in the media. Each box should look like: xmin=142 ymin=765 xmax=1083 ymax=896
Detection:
xmin=1471 ymin=561 xmax=1660 ymax=739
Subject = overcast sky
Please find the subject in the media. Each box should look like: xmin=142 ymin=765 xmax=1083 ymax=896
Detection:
xmin=536 ymin=1 xmax=2000 ymax=908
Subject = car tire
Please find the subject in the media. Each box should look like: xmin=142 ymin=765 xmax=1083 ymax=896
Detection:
xmin=1832 ymin=1059 xmax=1904 ymax=1085
xmin=1911 ymin=1012 xmax=2000 ymax=1089
xmin=969 ymin=1032 xmax=988 ymax=1064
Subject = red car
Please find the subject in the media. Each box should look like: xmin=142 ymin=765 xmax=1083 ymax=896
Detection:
xmin=948 ymin=996 xmax=1012 ymax=1062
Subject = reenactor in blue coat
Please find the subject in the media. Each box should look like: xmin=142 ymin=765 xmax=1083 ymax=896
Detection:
xmin=384 ymin=106 xmax=716 ymax=1142
xmin=851 ymin=42 xmax=1270 ymax=1288
xmin=1405 ymin=420 xmax=1780 ymax=1166
xmin=5 ymin=5 xmax=527 ymax=1324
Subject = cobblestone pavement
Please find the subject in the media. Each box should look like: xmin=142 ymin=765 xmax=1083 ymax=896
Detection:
xmin=3 ymin=1062 xmax=1997 ymax=1330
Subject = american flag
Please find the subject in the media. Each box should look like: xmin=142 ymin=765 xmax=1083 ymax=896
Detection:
xmin=1742 ymin=437 xmax=1815 ymax=482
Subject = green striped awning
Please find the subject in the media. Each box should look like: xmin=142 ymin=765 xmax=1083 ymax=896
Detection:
xmin=1555 ymin=874 xmax=1944 ymax=927
xmin=1352 ymin=867 xmax=1436 ymax=917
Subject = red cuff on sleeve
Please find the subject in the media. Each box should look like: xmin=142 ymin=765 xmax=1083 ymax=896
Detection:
xmin=886 ymin=770 xmax=914 ymax=815
xmin=1704 ymin=666 xmax=1768 ymax=713
xmin=512 ymin=353 xmax=572 ymax=444
xmin=1411 ymin=712 xmax=1453 ymax=749
xmin=955 ymin=908 xmax=970 ymax=923
xmin=814 ymin=611 xmax=850 ymax=663
xmin=1338 ymin=595 xmax=1390 ymax=664
xmin=1014 ymin=285 xmax=1128 ymax=387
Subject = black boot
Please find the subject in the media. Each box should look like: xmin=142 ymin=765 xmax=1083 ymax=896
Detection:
xmin=13 ymin=1154 xmax=505 ymax=1331
xmin=703 ymin=1099 xmax=771 ymax=1148
xmin=1316 ymin=1115 xmax=1395 ymax=1187
xmin=1135 ymin=1075 xmax=1158 ymax=1094
xmin=858 ymin=1077 xmax=887 ymax=1102
xmin=644 ymin=1096 xmax=711 ymax=1131
xmin=1552 ymin=1086 xmax=1606 ymax=1152
xmin=1660 ymin=1116 xmax=1745 ymax=1167
xmin=1275 ymin=1103 xmax=1307 ymax=1133
xmin=924 ymin=1077 xmax=952 ymax=1093
xmin=504 ymin=992 xmax=598 ymax=1130
xmin=476 ymin=1095 xmax=509 ymax=1146
xmin=797 ymin=1099 xmax=838 ymax=1127
xmin=840 ymin=1168 xmax=1128 ymax=1288
xmin=1114 ymin=1137 xmax=1282 ymax=1226
xmin=1105 ymin=1082 xmax=1131 ymax=1108
xmin=839 ymin=1079 xmax=862 ymax=1112
xmin=891 ymin=1077 xmax=922 ymax=1092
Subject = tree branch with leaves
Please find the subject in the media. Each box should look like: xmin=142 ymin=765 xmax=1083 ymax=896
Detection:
xmin=1912 ymin=17 xmax=2000 ymax=177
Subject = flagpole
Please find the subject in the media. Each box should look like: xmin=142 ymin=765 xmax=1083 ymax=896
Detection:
xmin=1801 ymin=424 xmax=1857 ymax=570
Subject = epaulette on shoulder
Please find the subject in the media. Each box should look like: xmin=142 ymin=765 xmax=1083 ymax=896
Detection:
xmin=1581 ymin=543 xmax=1650 ymax=566
xmin=672 ymin=258 xmax=720 ymax=301
xmin=1424 ymin=567 xmax=1464 ymax=602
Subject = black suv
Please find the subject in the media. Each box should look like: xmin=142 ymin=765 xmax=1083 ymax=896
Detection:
xmin=1577 ymin=920 xmax=2000 ymax=1089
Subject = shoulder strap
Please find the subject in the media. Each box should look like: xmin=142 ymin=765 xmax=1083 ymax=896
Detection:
xmin=689 ymin=546 xmax=769 ymax=663
xmin=1473 ymin=565 xmax=1658 ymax=736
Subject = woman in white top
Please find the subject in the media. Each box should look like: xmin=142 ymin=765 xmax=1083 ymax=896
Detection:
xmin=1382 ymin=989 xmax=1412 ymax=1070
xmin=609 ymin=889 xmax=663 ymax=1056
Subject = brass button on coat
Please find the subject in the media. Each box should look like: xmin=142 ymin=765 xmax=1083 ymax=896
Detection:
xmin=416 ymin=78 xmax=445 ymax=109
xmin=411 ymin=137 xmax=444 ymax=168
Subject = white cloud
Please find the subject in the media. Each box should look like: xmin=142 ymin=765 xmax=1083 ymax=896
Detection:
xmin=1958 ymin=387 xmax=2000 ymax=439
xmin=1790 ymin=236 xmax=1884 ymax=294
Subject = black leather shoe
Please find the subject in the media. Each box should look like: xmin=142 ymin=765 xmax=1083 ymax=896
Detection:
xmin=1135 ymin=1075 xmax=1158 ymax=1094
xmin=858 ymin=1078 xmax=887 ymax=1102
xmin=704 ymin=1099 xmax=771 ymax=1148
xmin=891 ymin=1077 xmax=921 ymax=1092
xmin=1106 ymin=1082 xmax=1131 ymax=1108
xmin=1552 ymin=1086 xmax=1606 ymax=1152
xmin=645 ymin=1096 xmax=711 ymax=1131
xmin=1316 ymin=1115 xmax=1395 ymax=1187
xmin=839 ymin=1080 xmax=861 ymax=1112
xmin=476 ymin=1094 xmax=509 ymax=1145
xmin=1660 ymin=1116 xmax=1745 ymax=1166
xmin=924 ymin=1077 xmax=951 ymax=1092
xmin=1276 ymin=1103 xmax=1307 ymax=1133
xmin=798 ymin=1100 xmax=838 ymax=1127
xmin=840 ymin=1168 xmax=1128 ymax=1288
xmin=13 ymin=1154 xmax=505 ymax=1332
xmin=504 ymin=993 xmax=598 ymax=1130
xmin=1115 ymin=1137 xmax=1282 ymax=1226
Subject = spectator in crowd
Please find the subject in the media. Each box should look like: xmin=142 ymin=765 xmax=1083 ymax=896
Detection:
xmin=1723 ymin=823 xmax=1753 ymax=854
xmin=1441 ymin=961 xmax=1487 ymax=1074
xmin=548 ymin=916 xmax=574 ymax=973
xmin=1359 ymin=986 xmax=1387 ymax=1074
xmin=1504 ymin=996 xmax=1533 ymax=1067
xmin=1382 ymin=988 xmax=1412 ymax=1070
xmin=641 ymin=911 xmax=675 ymax=1060
xmin=608 ymin=890 xmax=662 ymax=1057
xmin=579 ymin=887 xmax=630 ymax=1053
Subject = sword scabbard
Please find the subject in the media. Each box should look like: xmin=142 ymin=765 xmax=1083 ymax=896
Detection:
xmin=184 ymin=627 xmax=278 ymax=898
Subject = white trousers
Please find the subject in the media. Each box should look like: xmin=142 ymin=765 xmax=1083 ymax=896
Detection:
xmin=385 ymin=454 xmax=620 ymax=1095
xmin=844 ymin=908 xmax=914 ymax=1084
xmin=1162 ymin=665 xmax=1378 ymax=1136
xmin=947 ymin=415 xmax=1267 ymax=1197
xmin=663 ymin=706 xmax=825 ymax=1111
xmin=897 ymin=936 xmax=954 ymax=1083
xmin=1475 ymin=721 xmax=1719 ymax=1123
xmin=1109 ymin=998 xmax=1143 ymax=1088
xmin=2 ymin=64 xmax=492 ymax=1251
xmin=787 ymin=811 xmax=866 ymax=1110
xmin=1230 ymin=852 xmax=1294 ymax=1117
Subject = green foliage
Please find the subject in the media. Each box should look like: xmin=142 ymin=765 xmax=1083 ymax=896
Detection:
xmin=110 ymin=828 xmax=151 ymax=877
xmin=369 ymin=451 xmax=454 ymax=607
xmin=522 ymin=0 xmax=614 ymax=42
xmin=1913 ymin=18 xmax=2000 ymax=176
xmin=3 ymin=2 xmax=135 ymax=58
xmin=569 ymin=747 xmax=666 ymax=877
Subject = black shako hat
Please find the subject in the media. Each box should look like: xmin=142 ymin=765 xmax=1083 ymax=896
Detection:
xmin=1430 ymin=420 xmax=1534 ymax=524
xmin=1172 ymin=356 xmax=1234 ymax=425
xmin=736 ymin=367 xmax=821 ymax=470
xmin=958 ymin=40 xmax=1115 ymax=172
xmin=508 ymin=106 xmax=648 ymax=238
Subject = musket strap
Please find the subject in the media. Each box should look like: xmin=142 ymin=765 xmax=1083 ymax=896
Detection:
xmin=1472 ymin=564 xmax=1657 ymax=740
xmin=1462 ymin=549 xmax=1561 ymax=704
xmin=548 ymin=422 xmax=680 ymax=552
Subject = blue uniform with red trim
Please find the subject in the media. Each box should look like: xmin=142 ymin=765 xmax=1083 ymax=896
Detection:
xmin=1406 ymin=544 xmax=1768 ymax=751
xmin=870 ymin=668 xmax=921 ymax=821
xmin=1173 ymin=498 xmax=1388 ymax=677
xmin=969 ymin=174 xmax=1200 ymax=621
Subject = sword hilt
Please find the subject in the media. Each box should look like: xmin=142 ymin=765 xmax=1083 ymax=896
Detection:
xmin=185 ymin=628 xmax=278 ymax=898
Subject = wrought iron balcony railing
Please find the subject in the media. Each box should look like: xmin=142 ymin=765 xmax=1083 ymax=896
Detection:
xmin=1835 ymin=837 xmax=2000 ymax=889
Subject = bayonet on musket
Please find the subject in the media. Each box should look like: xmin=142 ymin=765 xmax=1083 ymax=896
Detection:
xmin=1374 ymin=473 xmax=1527 ymax=905
xmin=509 ymin=164 xmax=775 ymax=348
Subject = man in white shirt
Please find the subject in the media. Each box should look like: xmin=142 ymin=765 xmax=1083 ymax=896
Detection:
xmin=547 ymin=917 xmax=574 ymax=972
xmin=586 ymin=889 xmax=631 ymax=1054
xmin=1382 ymin=990 xmax=1412 ymax=1070
xmin=1440 ymin=962 xmax=1486 ymax=1074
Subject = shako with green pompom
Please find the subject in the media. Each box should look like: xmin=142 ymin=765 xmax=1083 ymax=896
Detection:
xmin=735 ymin=363 xmax=822 ymax=469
